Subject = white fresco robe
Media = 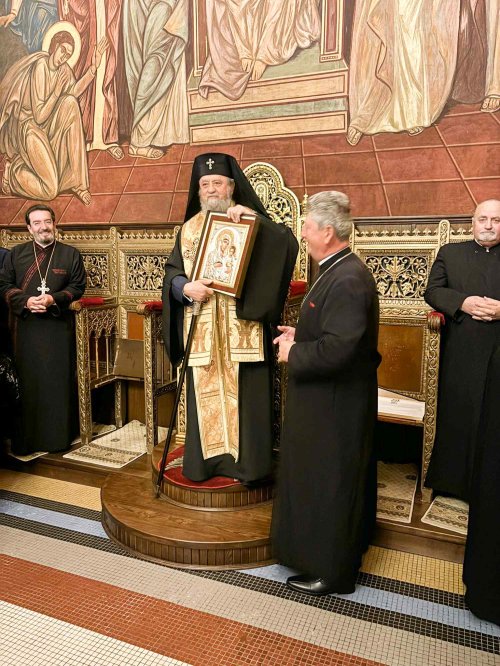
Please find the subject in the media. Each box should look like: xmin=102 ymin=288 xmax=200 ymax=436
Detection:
xmin=199 ymin=0 xmax=321 ymax=101
xmin=123 ymin=0 xmax=189 ymax=149
xmin=348 ymin=0 xmax=500 ymax=137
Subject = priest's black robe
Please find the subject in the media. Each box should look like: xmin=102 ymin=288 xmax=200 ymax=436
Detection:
xmin=463 ymin=344 xmax=500 ymax=627
xmin=272 ymin=249 xmax=380 ymax=589
xmin=0 ymin=241 xmax=86 ymax=454
xmin=162 ymin=215 xmax=298 ymax=482
xmin=0 ymin=248 xmax=10 ymax=354
xmin=424 ymin=241 xmax=500 ymax=501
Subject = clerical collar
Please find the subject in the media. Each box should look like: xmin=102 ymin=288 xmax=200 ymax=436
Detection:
xmin=304 ymin=247 xmax=352 ymax=304
xmin=473 ymin=239 xmax=500 ymax=254
xmin=318 ymin=246 xmax=350 ymax=273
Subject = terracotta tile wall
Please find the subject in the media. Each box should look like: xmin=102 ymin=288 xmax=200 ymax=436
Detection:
xmin=0 ymin=105 xmax=498 ymax=226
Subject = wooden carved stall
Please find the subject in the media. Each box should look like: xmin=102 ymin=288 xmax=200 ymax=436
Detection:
xmin=0 ymin=225 xmax=177 ymax=447
xmin=0 ymin=162 xmax=305 ymax=455
xmin=351 ymin=217 xmax=473 ymax=499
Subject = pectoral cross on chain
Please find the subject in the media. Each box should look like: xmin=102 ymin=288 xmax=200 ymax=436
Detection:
xmin=37 ymin=279 xmax=50 ymax=296
xmin=206 ymin=158 xmax=214 ymax=170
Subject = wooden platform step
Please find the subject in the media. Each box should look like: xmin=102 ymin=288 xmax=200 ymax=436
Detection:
xmin=152 ymin=446 xmax=274 ymax=511
xmin=101 ymin=468 xmax=274 ymax=570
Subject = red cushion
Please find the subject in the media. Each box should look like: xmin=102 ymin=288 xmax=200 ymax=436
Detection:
xmin=429 ymin=310 xmax=445 ymax=326
xmin=289 ymin=280 xmax=307 ymax=297
xmin=158 ymin=446 xmax=239 ymax=489
xmin=142 ymin=301 xmax=163 ymax=312
xmin=78 ymin=297 xmax=105 ymax=307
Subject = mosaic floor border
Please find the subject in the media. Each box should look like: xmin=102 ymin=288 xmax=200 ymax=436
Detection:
xmin=2 ymin=469 xmax=500 ymax=666
xmin=1 ymin=509 xmax=498 ymax=655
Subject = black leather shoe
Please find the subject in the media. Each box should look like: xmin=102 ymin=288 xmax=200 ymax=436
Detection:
xmin=286 ymin=575 xmax=355 ymax=596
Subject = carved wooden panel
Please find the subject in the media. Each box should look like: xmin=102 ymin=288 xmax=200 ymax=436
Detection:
xmin=243 ymin=161 xmax=307 ymax=282
xmin=81 ymin=253 xmax=110 ymax=292
xmin=362 ymin=252 xmax=430 ymax=300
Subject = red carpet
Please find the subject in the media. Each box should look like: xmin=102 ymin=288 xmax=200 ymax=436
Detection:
xmin=158 ymin=446 xmax=239 ymax=490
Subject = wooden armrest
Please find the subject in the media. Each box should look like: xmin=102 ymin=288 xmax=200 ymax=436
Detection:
xmin=70 ymin=297 xmax=115 ymax=311
xmin=137 ymin=301 xmax=163 ymax=315
xmin=427 ymin=310 xmax=444 ymax=331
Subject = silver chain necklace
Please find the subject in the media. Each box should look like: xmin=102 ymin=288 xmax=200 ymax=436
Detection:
xmin=33 ymin=240 xmax=57 ymax=296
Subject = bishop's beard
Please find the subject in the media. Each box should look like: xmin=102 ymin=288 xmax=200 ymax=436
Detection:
xmin=200 ymin=197 xmax=232 ymax=213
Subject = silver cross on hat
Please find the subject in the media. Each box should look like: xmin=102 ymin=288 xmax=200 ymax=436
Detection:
xmin=206 ymin=158 xmax=215 ymax=170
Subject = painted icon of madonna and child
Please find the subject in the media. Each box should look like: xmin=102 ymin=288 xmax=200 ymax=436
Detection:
xmin=193 ymin=212 xmax=259 ymax=298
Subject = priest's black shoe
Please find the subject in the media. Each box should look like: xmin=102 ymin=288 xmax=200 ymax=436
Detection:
xmin=286 ymin=575 xmax=355 ymax=596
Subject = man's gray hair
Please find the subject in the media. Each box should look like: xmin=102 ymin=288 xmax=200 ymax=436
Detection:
xmin=306 ymin=191 xmax=352 ymax=241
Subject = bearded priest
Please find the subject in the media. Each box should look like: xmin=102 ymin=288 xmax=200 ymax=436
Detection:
xmin=0 ymin=204 xmax=86 ymax=455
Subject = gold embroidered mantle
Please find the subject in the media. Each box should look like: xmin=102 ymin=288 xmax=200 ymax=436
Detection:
xmin=181 ymin=213 xmax=264 ymax=461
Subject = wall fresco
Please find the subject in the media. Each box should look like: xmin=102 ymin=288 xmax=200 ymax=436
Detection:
xmin=0 ymin=0 xmax=498 ymax=222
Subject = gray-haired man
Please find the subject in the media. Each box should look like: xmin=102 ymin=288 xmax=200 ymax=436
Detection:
xmin=272 ymin=190 xmax=381 ymax=596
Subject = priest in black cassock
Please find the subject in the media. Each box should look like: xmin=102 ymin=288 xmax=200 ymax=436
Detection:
xmin=0 ymin=247 xmax=10 ymax=354
xmin=463 ymin=343 xmax=500 ymax=627
xmin=272 ymin=190 xmax=380 ymax=596
xmin=0 ymin=204 xmax=86 ymax=455
xmin=424 ymin=199 xmax=500 ymax=501
xmin=162 ymin=153 xmax=298 ymax=483
xmin=0 ymin=246 xmax=18 ymax=450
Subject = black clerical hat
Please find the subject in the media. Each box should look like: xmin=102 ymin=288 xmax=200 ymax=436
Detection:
xmin=184 ymin=152 xmax=268 ymax=222
xmin=191 ymin=153 xmax=233 ymax=180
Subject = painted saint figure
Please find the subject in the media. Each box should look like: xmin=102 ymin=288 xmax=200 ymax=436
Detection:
xmin=199 ymin=0 xmax=321 ymax=101
xmin=224 ymin=245 xmax=238 ymax=286
xmin=0 ymin=0 xmax=59 ymax=52
xmin=204 ymin=231 xmax=235 ymax=283
xmin=58 ymin=0 xmax=124 ymax=160
xmin=347 ymin=0 xmax=500 ymax=146
xmin=0 ymin=27 xmax=107 ymax=203
xmin=123 ymin=0 xmax=189 ymax=159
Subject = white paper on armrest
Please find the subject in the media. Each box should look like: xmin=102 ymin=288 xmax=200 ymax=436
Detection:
xmin=378 ymin=388 xmax=425 ymax=420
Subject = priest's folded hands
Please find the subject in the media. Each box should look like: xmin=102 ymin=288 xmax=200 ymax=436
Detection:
xmin=462 ymin=295 xmax=500 ymax=321
xmin=26 ymin=294 xmax=55 ymax=313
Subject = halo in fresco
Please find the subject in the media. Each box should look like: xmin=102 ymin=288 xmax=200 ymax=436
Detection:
xmin=42 ymin=21 xmax=81 ymax=69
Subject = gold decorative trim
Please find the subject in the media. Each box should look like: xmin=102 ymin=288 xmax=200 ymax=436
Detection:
xmin=243 ymin=161 xmax=306 ymax=282
xmin=142 ymin=310 xmax=157 ymax=454
xmin=422 ymin=322 xmax=440 ymax=482
xmin=72 ymin=305 xmax=92 ymax=446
